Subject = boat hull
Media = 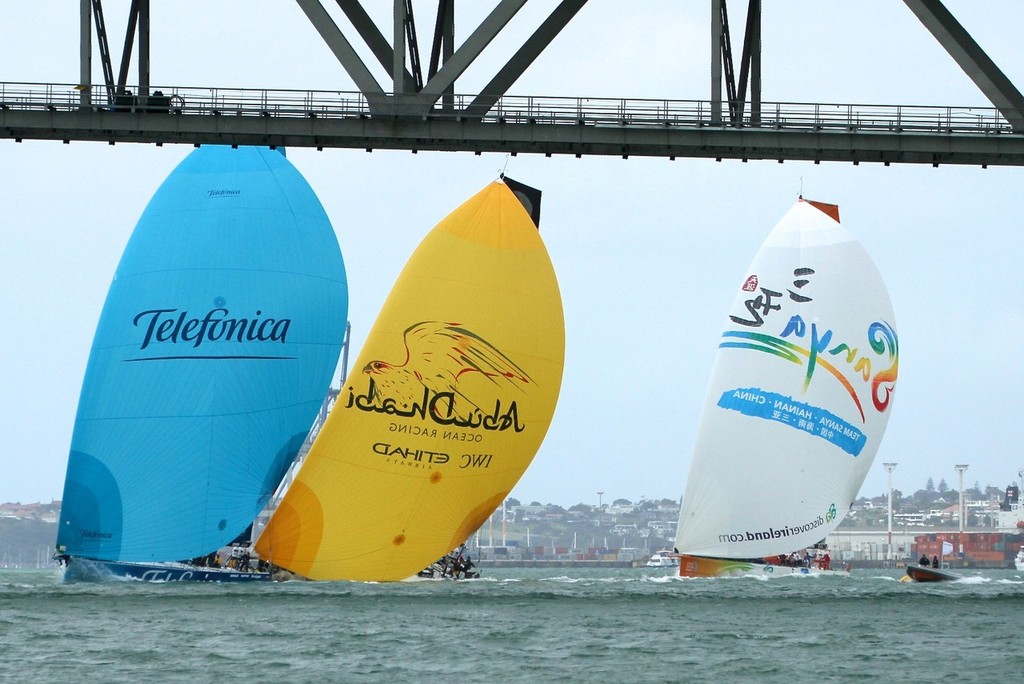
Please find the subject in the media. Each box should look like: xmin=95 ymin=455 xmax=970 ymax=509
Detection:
xmin=676 ymin=554 xmax=848 ymax=578
xmin=60 ymin=557 xmax=270 ymax=583
xmin=905 ymin=564 xmax=961 ymax=582
xmin=403 ymin=573 xmax=479 ymax=583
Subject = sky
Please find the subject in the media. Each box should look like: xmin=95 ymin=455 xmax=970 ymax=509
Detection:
xmin=2 ymin=1 xmax=1023 ymax=507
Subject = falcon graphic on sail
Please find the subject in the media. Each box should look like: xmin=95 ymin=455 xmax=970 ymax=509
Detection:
xmin=359 ymin=321 xmax=533 ymax=424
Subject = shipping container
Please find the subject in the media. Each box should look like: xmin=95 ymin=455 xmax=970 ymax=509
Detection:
xmin=912 ymin=531 xmax=1024 ymax=567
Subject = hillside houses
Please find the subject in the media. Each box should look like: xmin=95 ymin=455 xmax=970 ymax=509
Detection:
xmin=0 ymin=501 xmax=59 ymax=523
xmin=3 ymin=478 xmax=1022 ymax=568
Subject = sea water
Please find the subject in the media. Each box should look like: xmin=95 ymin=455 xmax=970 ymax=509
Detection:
xmin=2 ymin=567 xmax=1023 ymax=683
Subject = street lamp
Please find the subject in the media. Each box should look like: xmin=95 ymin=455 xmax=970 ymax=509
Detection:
xmin=883 ymin=462 xmax=897 ymax=561
xmin=955 ymin=464 xmax=969 ymax=536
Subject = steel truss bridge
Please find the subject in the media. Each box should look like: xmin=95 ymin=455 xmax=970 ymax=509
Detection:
xmin=4 ymin=0 xmax=1024 ymax=166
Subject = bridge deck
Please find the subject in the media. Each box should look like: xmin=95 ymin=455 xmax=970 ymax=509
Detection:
xmin=2 ymin=82 xmax=1022 ymax=166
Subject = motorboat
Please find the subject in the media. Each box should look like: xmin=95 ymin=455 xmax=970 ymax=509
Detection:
xmin=645 ymin=551 xmax=678 ymax=568
xmin=905 ymin=563 xmax=961 ymax=582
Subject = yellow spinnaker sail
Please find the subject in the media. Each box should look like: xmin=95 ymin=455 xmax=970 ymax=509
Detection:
xmin=255 ymin=180 xmax=565 ymax=581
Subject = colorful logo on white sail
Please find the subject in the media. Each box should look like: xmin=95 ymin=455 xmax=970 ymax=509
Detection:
xmin=717 ymin=387 xmax=866 ymax=456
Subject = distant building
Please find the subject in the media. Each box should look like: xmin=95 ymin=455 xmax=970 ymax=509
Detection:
xmin=648 ymin=521 xmax=677 ymax=536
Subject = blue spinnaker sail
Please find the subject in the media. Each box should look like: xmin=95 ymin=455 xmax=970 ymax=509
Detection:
xmin=57 ymin=146 xmax=348 ymax=562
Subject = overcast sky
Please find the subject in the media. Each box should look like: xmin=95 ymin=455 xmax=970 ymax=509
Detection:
xmin=2 ymin=1 xmax=1022 ymax=507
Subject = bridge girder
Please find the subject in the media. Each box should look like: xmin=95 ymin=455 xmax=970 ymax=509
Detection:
xmin=5 ymin=1 xmax=1024 ymax=165
xmin=4 ymin=107 xmax=1023 ymax=167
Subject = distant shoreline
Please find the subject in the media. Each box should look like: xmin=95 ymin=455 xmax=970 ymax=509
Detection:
xmin=477 ymin=559 xmax=634 ymax=569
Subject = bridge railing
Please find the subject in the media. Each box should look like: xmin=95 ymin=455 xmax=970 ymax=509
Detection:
xmin=0 ymin=81 xmax=1011 ymax=135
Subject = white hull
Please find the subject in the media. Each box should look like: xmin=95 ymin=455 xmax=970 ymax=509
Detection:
xmin=675 ymin=553 xmax=849 ymax=578
xmin=723 ymin=564 xmax=848 ymax=578
xmin=645 ymin=552 xmax=678 ymax=568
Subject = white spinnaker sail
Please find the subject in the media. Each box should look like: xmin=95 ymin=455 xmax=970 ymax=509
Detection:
xmin=675 ymin=200 xmax=898 ymax=558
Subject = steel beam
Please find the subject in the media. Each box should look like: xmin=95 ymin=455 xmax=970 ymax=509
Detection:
xmin=334 ymin=0 xmax=414 ymax=87
xmin=463 ymin=0 xmax=588 ymax=119
xmin=294 ymin=0 xmax=386 ymax=104
xmin=427 ymin=0 xmax=456 ymax=110
xmin=418 ymin=0 xmax=526 ymax=101
xmin=711 ymin=0 xmax=723 ymax=125
xmin=79 ymin=0 xmax=91 ymax=107
xmin=393 ymin=0 xmax=407 ymax=94
xmin=403 ymin=0 xmax=424 ymax=90
xmin=90 ymin=0 xmax=116 ymax=102
xmin=138 ymin=0 xmax=150 ymax=98
xmin=427 ymin=0 xmax=451 ymax=79
xmin=115 ymin=0 xmax=140 ymax=95
xmin=736 ymin=0 xmax=760 ymax=124
xmin=904 ymin=0 xmax=1024 ymax=131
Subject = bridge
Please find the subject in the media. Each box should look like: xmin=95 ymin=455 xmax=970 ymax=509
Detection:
xmin=4 ymin=0 xmax=1024 ymax=166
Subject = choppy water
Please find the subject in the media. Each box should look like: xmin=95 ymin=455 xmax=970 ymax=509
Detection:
xmin=2 ymin=566 xmax=1023 ymax=683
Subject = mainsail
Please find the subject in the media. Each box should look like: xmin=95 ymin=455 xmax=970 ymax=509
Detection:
xmin=674 ymin=199 xmax=898 ymax=559
xmin=57 ymin=146 xmax=349 ymax=563
xmin=256 ymin=179 xmax=565 ymax=581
